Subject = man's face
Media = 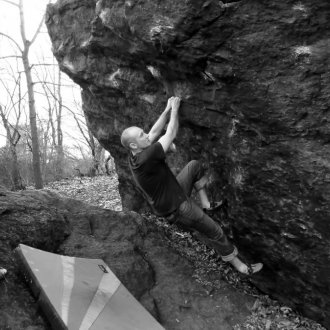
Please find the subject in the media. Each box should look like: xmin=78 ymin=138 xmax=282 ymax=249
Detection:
xmin=132 ymin=128 xmax=151 ymax=149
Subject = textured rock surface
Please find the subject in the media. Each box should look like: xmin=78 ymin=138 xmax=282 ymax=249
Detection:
xmin=46 ymin=0 xmax=330 ymax=327
xmin=0 ymin=187 xmax=254 ymax=329
xmin=0 ymin=187 xmax=70 ymax=330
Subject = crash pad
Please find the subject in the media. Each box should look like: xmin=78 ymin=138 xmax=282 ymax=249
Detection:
xmin=15 ymin=244 xmax=164 ymax=330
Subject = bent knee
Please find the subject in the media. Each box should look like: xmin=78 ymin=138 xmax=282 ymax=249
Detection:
xmin=188 ymin=159 xmax=201 ymax=169
xmin=187 ymin=160 xmax=203 ymax=177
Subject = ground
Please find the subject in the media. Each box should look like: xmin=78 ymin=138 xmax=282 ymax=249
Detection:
xmin=44 ymin=175 xmax=326 ymax=330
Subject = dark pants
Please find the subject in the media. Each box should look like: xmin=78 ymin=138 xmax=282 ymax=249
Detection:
xmin=171 ymin=160 xmax=237 ymax=261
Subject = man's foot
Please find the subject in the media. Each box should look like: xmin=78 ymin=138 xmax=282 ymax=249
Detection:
xmin=0 ymin=267 xmax=7 ymax=280
xmin=229 ymin=257 xmax=263 ymax=275
xmin=203 ymin=201 xmax=223 ymax=214
xmin=240 ymin=263 xmax=263 ymax=275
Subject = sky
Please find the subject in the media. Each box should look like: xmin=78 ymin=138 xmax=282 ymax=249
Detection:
xmin=0 ymin=0 xmax=85 ymax=153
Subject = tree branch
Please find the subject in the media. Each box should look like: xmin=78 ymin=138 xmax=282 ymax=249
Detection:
xmin=0 ymin=55 xmax=22 ymax=60
xmin=66 ymin=132 xmax=90 ymax=149
xmin=0 ymin=0 xmax=19 ymax=7
xmin=63 ymin=149 xmax=80 ymax=161
xmin=30 ymin=15 xmax=45 ymax=46
xmin=33 ymin=81 xmax=74 ymax=87
xmin=19 ymin=0 xmax=27 ymax=45
xmin=0 ymin=32 xmax=23 ymax=53
xmin=72 ymin=114 xmax=93 ymax=151
xmin=30 ymin=63 xmax=58 ymax=69
xmin=0 ymin=78 xmax=17 ymax=116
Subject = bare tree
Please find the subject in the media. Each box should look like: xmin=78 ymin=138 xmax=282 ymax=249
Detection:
xmin=0 ymin=70 xmax=24 ymax=190
xmin=71 ymin=111 xmax=105 ymax=176
xmin=0 ymin=0 xmax=44 ymax=188
xmin=36 ymin=73 xmax=106 ymax=177
xmin=55 ymin=69 xmax=64 ymax=177
xmin=35 ymin=62 xmax=64 ymax=179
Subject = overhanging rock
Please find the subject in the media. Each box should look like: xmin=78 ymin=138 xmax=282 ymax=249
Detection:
xmin=46 ymin=1 xmax=330 ymax=327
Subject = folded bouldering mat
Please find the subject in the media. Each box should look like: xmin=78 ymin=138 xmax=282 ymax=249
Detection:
xmin=15 ymin=244 xmax=164 ymax=330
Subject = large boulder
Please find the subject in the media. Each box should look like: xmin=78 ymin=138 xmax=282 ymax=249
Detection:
xmin=46 ymin=0 xmax=330 ymax=327
xmin=0 ymin=188 xmax=254 ymax=329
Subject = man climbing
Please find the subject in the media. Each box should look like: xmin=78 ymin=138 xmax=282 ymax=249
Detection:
xmin=121 ymin=97 xmax=263 ymax=275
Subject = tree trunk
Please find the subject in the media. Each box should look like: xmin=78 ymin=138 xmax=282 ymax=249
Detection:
xmin=0 ymin=106 xmax=24 ymax=190
xmin=9 ymin=144 xmax=24 ymax=190
xmin=56 ymin=70 xmax=64 ymax=179
xmin=105 ymin=154 xmax=115 ymax=176
xmin=19 ymin=0 xmax=43 ymax=189
xmin=94 ymin=143 xmax=104 ymax=174
xmin=87 ymin=127 xmax=97 ymax=176
xmin=22 ymin=53 xmax=43 ymax=189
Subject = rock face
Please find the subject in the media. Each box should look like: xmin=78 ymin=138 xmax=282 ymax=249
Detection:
xmin=0 ymin=188 xmax=254 ymax=329
xmin=46 ymin=0 xmax=330 ymax=327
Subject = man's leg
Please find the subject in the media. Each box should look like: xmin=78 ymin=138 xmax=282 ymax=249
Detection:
xmin=174 ymin=198 xmax=262 ymax=274
xmin=176 ymin=160 xmax=211 ymax=208
xmin=196 ymin=184 xmax=211 ymax=210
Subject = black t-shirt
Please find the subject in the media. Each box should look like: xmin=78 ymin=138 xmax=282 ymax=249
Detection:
xmin=129 ymin=142 xmax=186 ymax=216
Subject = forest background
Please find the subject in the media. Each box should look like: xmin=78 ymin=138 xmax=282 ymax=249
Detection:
xmin=0 ymin=0 xmax=113 ymax=190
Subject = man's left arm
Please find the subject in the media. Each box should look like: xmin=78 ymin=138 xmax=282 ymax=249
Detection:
xmin=148 ymin=97 xmax=173 ymax=143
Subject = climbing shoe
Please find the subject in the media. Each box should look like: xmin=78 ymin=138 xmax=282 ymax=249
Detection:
xmin=203 ymin=200 xmax=224 ymax=215
xmin=241 ymin=263 xmax=263 ymax=276
xmin=0 ymin=267 xmax=7 ymax=280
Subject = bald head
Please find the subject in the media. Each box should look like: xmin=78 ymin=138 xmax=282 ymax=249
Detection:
xmin=121 ymin=126 xmax=140 ymax=150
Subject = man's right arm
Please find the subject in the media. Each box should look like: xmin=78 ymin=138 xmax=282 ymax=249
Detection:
xmin=158 ymin=97 xmax=180 ymax=153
